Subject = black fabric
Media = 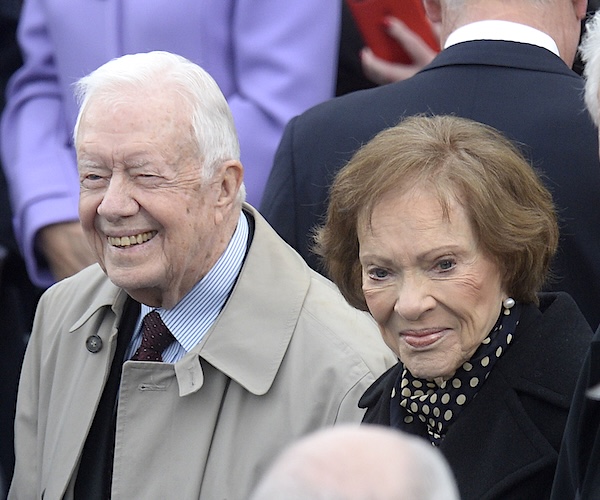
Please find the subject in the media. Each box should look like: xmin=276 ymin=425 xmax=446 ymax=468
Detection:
xmin=74 ymin=298 xmax=140 ymax=500
xmin=336 ymin=1 xmax=377 ymax=96
xmin=260 ymin=40 xmax=600 ymax=330
xmin=551 ymin=325 xmax=600 ymax=499
xmin=0 ymin=254 xmax=39 ymax=496
xmin=360 ymin=293 xmax=592 ymax=500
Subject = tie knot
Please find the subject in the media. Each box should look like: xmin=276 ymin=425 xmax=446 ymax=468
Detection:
xmin=132 ymin=311 xmax=175 ymax=362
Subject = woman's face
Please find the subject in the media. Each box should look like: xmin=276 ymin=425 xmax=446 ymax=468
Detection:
xmin=358 ymin=185 xmax=506 ymax=382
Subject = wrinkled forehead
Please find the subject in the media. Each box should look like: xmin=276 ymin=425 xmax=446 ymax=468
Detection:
xmin=77 ymin=89 xmax=194 ymax=145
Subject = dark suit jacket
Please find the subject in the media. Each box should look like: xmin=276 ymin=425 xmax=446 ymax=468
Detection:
xmin=260 ymin=40 xmax=600 ymax=330
xmin=359 ymin=293 xmax=592 ymax=500
xmin=551 ymin=325 xmax=600 ymax=500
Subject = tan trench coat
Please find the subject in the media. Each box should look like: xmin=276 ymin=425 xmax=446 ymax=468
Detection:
xmin=9 ymin=206 xmax=395 ymax=499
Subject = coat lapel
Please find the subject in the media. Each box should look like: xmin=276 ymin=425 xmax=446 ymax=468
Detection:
xmin=42 ymin=277 xmax=129 ymax=498
xmin=423 ymin=40 xmax=574 ymax=77
xmin=442 ymin=368 xmax=557 ymax=499
xmin=196 ymin=206 xmax=312 ymax=396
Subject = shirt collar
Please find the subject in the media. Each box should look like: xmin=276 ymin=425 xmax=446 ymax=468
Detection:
xmin=444 ymin=20 xmax=560 ymax=58
xmin=141 ymin=211 xmax=249 ymax=352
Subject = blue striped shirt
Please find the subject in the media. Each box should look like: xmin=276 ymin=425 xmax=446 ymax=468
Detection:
xmin=126 ymin=212 xmax=250 ymax=363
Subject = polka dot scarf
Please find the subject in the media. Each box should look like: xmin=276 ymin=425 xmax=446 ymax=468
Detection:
xmin=389 ymin=302 xmax=522 ymax=446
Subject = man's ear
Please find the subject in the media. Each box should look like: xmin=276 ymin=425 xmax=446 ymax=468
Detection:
xmin=216 ymin=160 xmax=244 ymax=208
xmin=423 ymin=0 xmax=442 ymax=24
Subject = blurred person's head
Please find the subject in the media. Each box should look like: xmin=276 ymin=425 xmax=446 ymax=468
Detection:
xmin=250 ymin=425 xmax=459 ymax=500
xmin=423 ymin=0 xmax=587 ymax=67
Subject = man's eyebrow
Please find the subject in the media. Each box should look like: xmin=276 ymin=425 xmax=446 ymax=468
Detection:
xmin=124 ymin=158 xmax=151 ymax=168
xmin=78 ymin=158 xmax=103 ymax=170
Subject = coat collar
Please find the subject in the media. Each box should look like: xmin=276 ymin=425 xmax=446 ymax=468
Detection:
xmin=66 ymin=205 xmax=312 ymax=397
xmin=68 ymin=270 xmax=129 ymax=333
xmin=423 ymin=39 xmax=575 ymax=77
xmin=178 ymin=204 xmax=312 ymax=396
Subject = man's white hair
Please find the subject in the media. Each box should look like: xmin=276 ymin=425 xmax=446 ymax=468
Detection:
xmin=73 ymin=51 xmax=245 ymax=199
xmin=581 ymin=11 xmax=600 ymax=126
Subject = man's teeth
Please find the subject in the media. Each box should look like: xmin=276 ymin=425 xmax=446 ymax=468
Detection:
xmin=108 ymin=231 xmax=157 ymax=247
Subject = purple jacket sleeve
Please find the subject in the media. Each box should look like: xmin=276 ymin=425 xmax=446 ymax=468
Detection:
xmin=1 ymin=0 xmax=81 ymax=287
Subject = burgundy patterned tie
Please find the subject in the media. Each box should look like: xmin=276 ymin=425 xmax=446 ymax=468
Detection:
xmin=131 ymin=310 xmax=175 ymax=362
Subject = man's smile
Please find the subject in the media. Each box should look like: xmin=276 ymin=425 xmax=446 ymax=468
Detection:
xmin=107 ymin=230 xmax=157 ymax=247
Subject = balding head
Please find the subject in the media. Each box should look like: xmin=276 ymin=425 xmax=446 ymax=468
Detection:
xmin=250 ymin=425 xmax=459 ymax=500
xmin=423 ymin=0 xmax=587 ymax=66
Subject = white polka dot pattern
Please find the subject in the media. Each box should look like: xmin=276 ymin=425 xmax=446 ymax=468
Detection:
xmin=390 ymin=303 xmax=522 ymax=445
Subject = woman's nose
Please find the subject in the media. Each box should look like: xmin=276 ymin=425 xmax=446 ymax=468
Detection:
xmin=393 ymin=274 xmax=436 ymax=321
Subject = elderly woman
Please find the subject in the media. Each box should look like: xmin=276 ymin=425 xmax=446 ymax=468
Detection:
xmin=315 ymin=115 xmax=593 ymax=500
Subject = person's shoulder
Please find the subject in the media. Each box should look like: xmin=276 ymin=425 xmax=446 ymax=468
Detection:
xmin=44 ymin=263 xmax=112 ymax=296
xmin=536 ymin=292 xmax=594 ymax=338
xmin=291 ymin=270 xmax=396 ymax=374
xmin=359 ymin=363 xmax=400 ymax=409
xmin=291 ymin=81 xmax=408 ymax=134
xmin=301 ymin=269 xmax=370 ymax=324
xmin=516 ymin=292 xmax=593 ymax=358
xmin=38 ymin=264 xmax=120 ymax=317
xmin=500 ymin=293 xmax=593 ymax=402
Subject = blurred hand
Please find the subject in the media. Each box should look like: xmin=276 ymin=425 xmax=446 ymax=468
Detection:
xmin=38 ymin=221 xmax=97 ymax=281
xmin=361 ymin=16 xmax=438 ymax=85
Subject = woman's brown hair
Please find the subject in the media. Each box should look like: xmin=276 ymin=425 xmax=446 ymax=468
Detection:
xmin=314 ymin=115 xmax=558 ymax=311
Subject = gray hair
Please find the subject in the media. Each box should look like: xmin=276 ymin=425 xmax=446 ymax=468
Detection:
xmin=581 ymin=10 xmax=600 ymax=126
xmin=73 ymin=51 xmax=243 ymax=191
xmin=250 ymin=425 xmax=460 ymax=500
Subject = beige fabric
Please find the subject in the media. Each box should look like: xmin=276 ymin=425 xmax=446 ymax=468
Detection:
xmin=9 ymin=205 xmax=395 ymax=499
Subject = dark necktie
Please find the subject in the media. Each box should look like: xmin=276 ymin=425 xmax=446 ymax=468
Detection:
xmin=131 ymin=310 xmax=175 ymax=362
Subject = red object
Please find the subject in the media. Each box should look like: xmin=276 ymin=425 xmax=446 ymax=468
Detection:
xmin=346 ymin=0 xmax=440 ymax=64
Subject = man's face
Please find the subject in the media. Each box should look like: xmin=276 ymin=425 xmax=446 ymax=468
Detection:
xmin=77 ymin=92 xmax=230 ymax=308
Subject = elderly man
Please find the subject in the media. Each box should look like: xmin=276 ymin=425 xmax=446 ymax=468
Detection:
xmin=261 ymin=0 xmax=600 ymax=330
xmin=249 ymin=425 xmax=460 ymax=500
xmin=551 ymin=11 xmax=600 ymax=499
xmin=8 ymin=51 xmax=394 ymax=500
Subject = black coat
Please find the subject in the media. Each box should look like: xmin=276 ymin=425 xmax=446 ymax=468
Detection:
xmin=260 ymin=40 xmax=600 ymax=330
xmin=359 ymin=293 xmax=592 ymax=500
xmin=551 ymin=325 xmax=600 ymax=500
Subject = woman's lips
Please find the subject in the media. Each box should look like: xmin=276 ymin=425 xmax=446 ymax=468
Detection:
xmin=400 ymin=329 xmax=446 ymax=348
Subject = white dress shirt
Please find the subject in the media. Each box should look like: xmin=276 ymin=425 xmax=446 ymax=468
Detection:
xmin=445 ymin=20 xmax=560 ymax=58
xmin=127 ymin=212 xmax=250 ymax=363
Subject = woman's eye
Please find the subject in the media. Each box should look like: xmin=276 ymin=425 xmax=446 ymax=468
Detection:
xmin=367 ymin=268 xmax=389 ymax=280
xmin=436 ymin=259 xmax=455 ymax=271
